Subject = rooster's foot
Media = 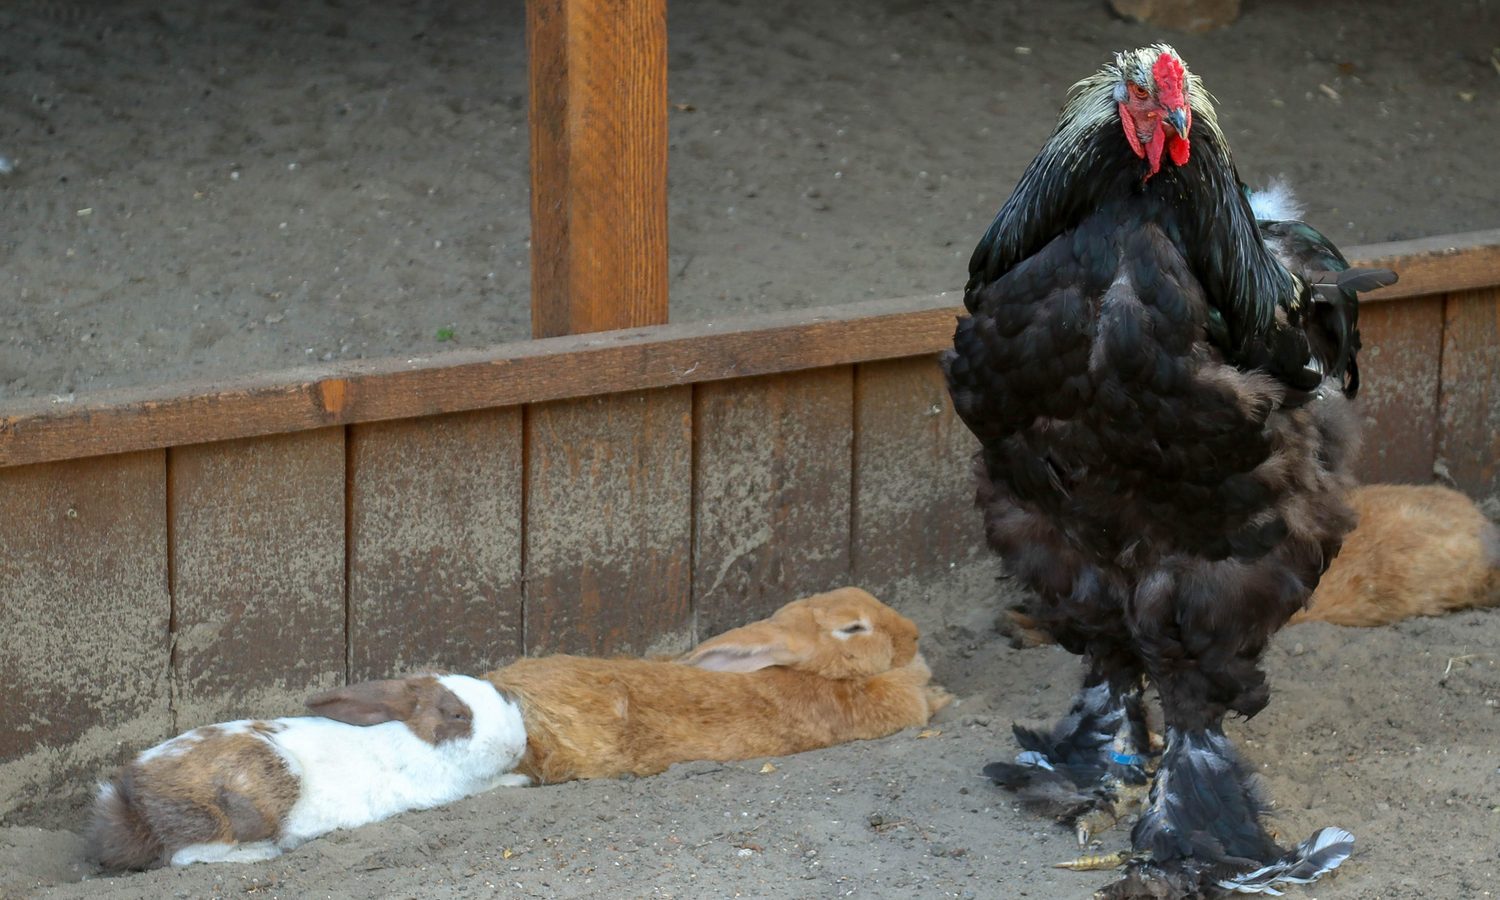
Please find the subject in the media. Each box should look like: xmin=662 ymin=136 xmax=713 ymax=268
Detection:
xmin=1054 ymin=849 xmax=1136 ymax=872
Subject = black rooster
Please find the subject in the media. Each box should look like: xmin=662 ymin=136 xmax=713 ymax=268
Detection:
xmin=944 ymin=45 xmax=1394 ymax=897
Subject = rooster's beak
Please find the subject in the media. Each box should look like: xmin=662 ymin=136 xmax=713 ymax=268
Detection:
xmin=1165 ymin=108 xmax=1189 ymax=138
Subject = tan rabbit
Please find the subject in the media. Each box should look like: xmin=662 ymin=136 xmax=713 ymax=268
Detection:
xmin=481 ymin=587 xmax=952 ymax=784
xmin=1290 ymin=483 xmax=1500 ymax=626
xmin=1000 ymin=484 xmax=1500 ymax=643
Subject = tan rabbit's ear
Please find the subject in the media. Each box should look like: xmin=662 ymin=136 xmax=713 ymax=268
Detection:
xmin=678 ymin=624 xmax=807 ymax=672
xmin=306 ymin=679 xmax=417 ymax=725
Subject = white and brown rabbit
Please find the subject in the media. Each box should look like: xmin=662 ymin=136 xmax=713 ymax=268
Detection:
xmin=468 ymin=587 xmax=952 ymax=785
xmin=91 ymin=674 xmax=527 ymax=871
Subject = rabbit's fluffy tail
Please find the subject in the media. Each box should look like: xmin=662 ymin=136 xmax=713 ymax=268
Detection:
xmin=925 ymin=685 xmax=955 ymax=715
xmin=91 ymin=778 xmax=162 ymax=871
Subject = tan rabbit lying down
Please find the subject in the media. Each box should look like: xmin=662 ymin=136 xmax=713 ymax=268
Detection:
xmin=482 ymin=587 xmax=952 ymax=784
xmin=1001 ymin=484 xmax=1500 ymax=645
xmin=1290 ymin=483 xmax=1500 ymax=626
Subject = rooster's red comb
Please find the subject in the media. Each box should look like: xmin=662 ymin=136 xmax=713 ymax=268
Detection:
xmin=1153 ymin=52 xmax=1186 ymax=110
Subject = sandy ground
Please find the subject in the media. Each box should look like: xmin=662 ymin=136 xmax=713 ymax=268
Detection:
xmin=0 ymin=0 xmax=1497 ymax=399
xmin=1 ymin=564 xmax=1497 ymax=900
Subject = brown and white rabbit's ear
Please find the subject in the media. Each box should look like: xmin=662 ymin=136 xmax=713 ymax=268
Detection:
xmin=306 ymin=679 xmax=419 ymax=725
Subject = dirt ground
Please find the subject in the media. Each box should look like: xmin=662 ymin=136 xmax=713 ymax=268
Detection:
xmin=0 ymin=0 xmax=1497 ymax=399
xmin=1 ymin=565 xmax=1498 ymax=900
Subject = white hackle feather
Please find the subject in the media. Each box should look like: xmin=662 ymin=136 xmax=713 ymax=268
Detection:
xmin=1247 ymin=176 xmax=1305 ymax=222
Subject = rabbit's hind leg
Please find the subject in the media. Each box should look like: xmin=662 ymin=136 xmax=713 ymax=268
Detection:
xmin=221 ymin=841 xmax=282 ymax=863
xmin=170 ymin=840 xmax=280 ymax=866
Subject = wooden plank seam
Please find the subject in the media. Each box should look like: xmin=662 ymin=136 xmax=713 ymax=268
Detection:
xmin=343 ymin=424 xmax=354 ymax=686
xmin=1436 ymin=291 xmax=1449 ymax=488
xmin=520 ymin=404 xmax=532 ymax=662
xmin=854 ymin=361 xmax=881 ymax=597
xmin=165 ymin=446 xmax=179 ymax=736
xmin=688 ymin=384 xmax=700 ymax=648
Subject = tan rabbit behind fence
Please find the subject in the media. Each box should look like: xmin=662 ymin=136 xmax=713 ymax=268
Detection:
xmin=1001 ymin=484 xmax=1500 ymax=644
xmin=480 ymin=587 xmax=952 ymax=785
xmin=1290 ymin=483 xmax=1500 ymax=626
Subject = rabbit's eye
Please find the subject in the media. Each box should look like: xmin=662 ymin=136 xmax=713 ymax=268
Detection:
xmin=838 ymin=623 xmax=869 ymax=635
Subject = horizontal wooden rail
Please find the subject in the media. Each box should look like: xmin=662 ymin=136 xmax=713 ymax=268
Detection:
xmin=1 ymin=230 xmax=1497 ymax=470
xmin=1356 ymin=229 xmax=1500 ymax=301
xmin=0 ymin=295 xmax=960 ymax=469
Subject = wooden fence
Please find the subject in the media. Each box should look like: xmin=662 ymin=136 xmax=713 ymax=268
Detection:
xmin=1 ymin=228 xmax=1498 ymax=824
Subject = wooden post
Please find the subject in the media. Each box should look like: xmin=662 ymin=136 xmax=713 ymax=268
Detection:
xmin=529 ymin=0 xmax=668 ymax=338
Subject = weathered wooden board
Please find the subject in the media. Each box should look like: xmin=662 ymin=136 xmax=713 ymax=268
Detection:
xmin=524 ymin=387 xmax=692 ymax=656
xmin=7 ymin=231 xmax=1494 ymax=472
xmin=170 ymin=428 xmax=345 ymax=727
xmin=348 ymin=410 xmax=524 ymax=682
xmin=852 ymin=356 xmax=985 ymax=599
xmin=1354 ymin=296 xmax=1444 ymax=485
xmin=529 ymin=0 xmax=668 ymax=337
xmin=1439 ymin=287 xmax=1500 ymax=497
xmin=0 ymin=296 xmax=960 ymax=470
xmin=1359 ymin=229 xmax=1500 ymax=302
xmin=0 ymin=451 xmax=169 ymax=819
xmin=692 ymin=368 xmax=854 ymax=640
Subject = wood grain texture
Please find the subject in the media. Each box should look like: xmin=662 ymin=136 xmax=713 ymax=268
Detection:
xmin=692 ymin=368 xmax=854 ymax=640
xmin=529 ymin=0 xmax=668 ymax=337
xmin=0 ymin=451 xmax=169 ymax=820
xmin=0 ymin=231 xmax=1495 ymax=471
xmin=1439 ymin=287 xmax=1500 ymax=497
xmin=852 ymin=356 xmax=985 ymax=599
xmin=524 ymin=387 xmax=692 ymax=656
xmin=1354 ymin=296 xmax=1444 ymax=485
xmin=170 ymin=428 xmax=345 ymax=727
xmin=348 ymin=410 xmax=524 ymax=682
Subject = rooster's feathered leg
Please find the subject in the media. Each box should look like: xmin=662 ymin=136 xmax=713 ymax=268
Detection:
xmin=983 ymin=668 xmax=1157 ymax=845
xmin=1097 ymin=727 xmax=1353 ymax=899
xmin=1100 ymin=543 xmax=1357 ymax=899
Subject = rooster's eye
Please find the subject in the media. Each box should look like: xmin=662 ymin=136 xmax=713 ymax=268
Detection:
xmin=1130 ymin=84 xmax=1150 ymax=100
